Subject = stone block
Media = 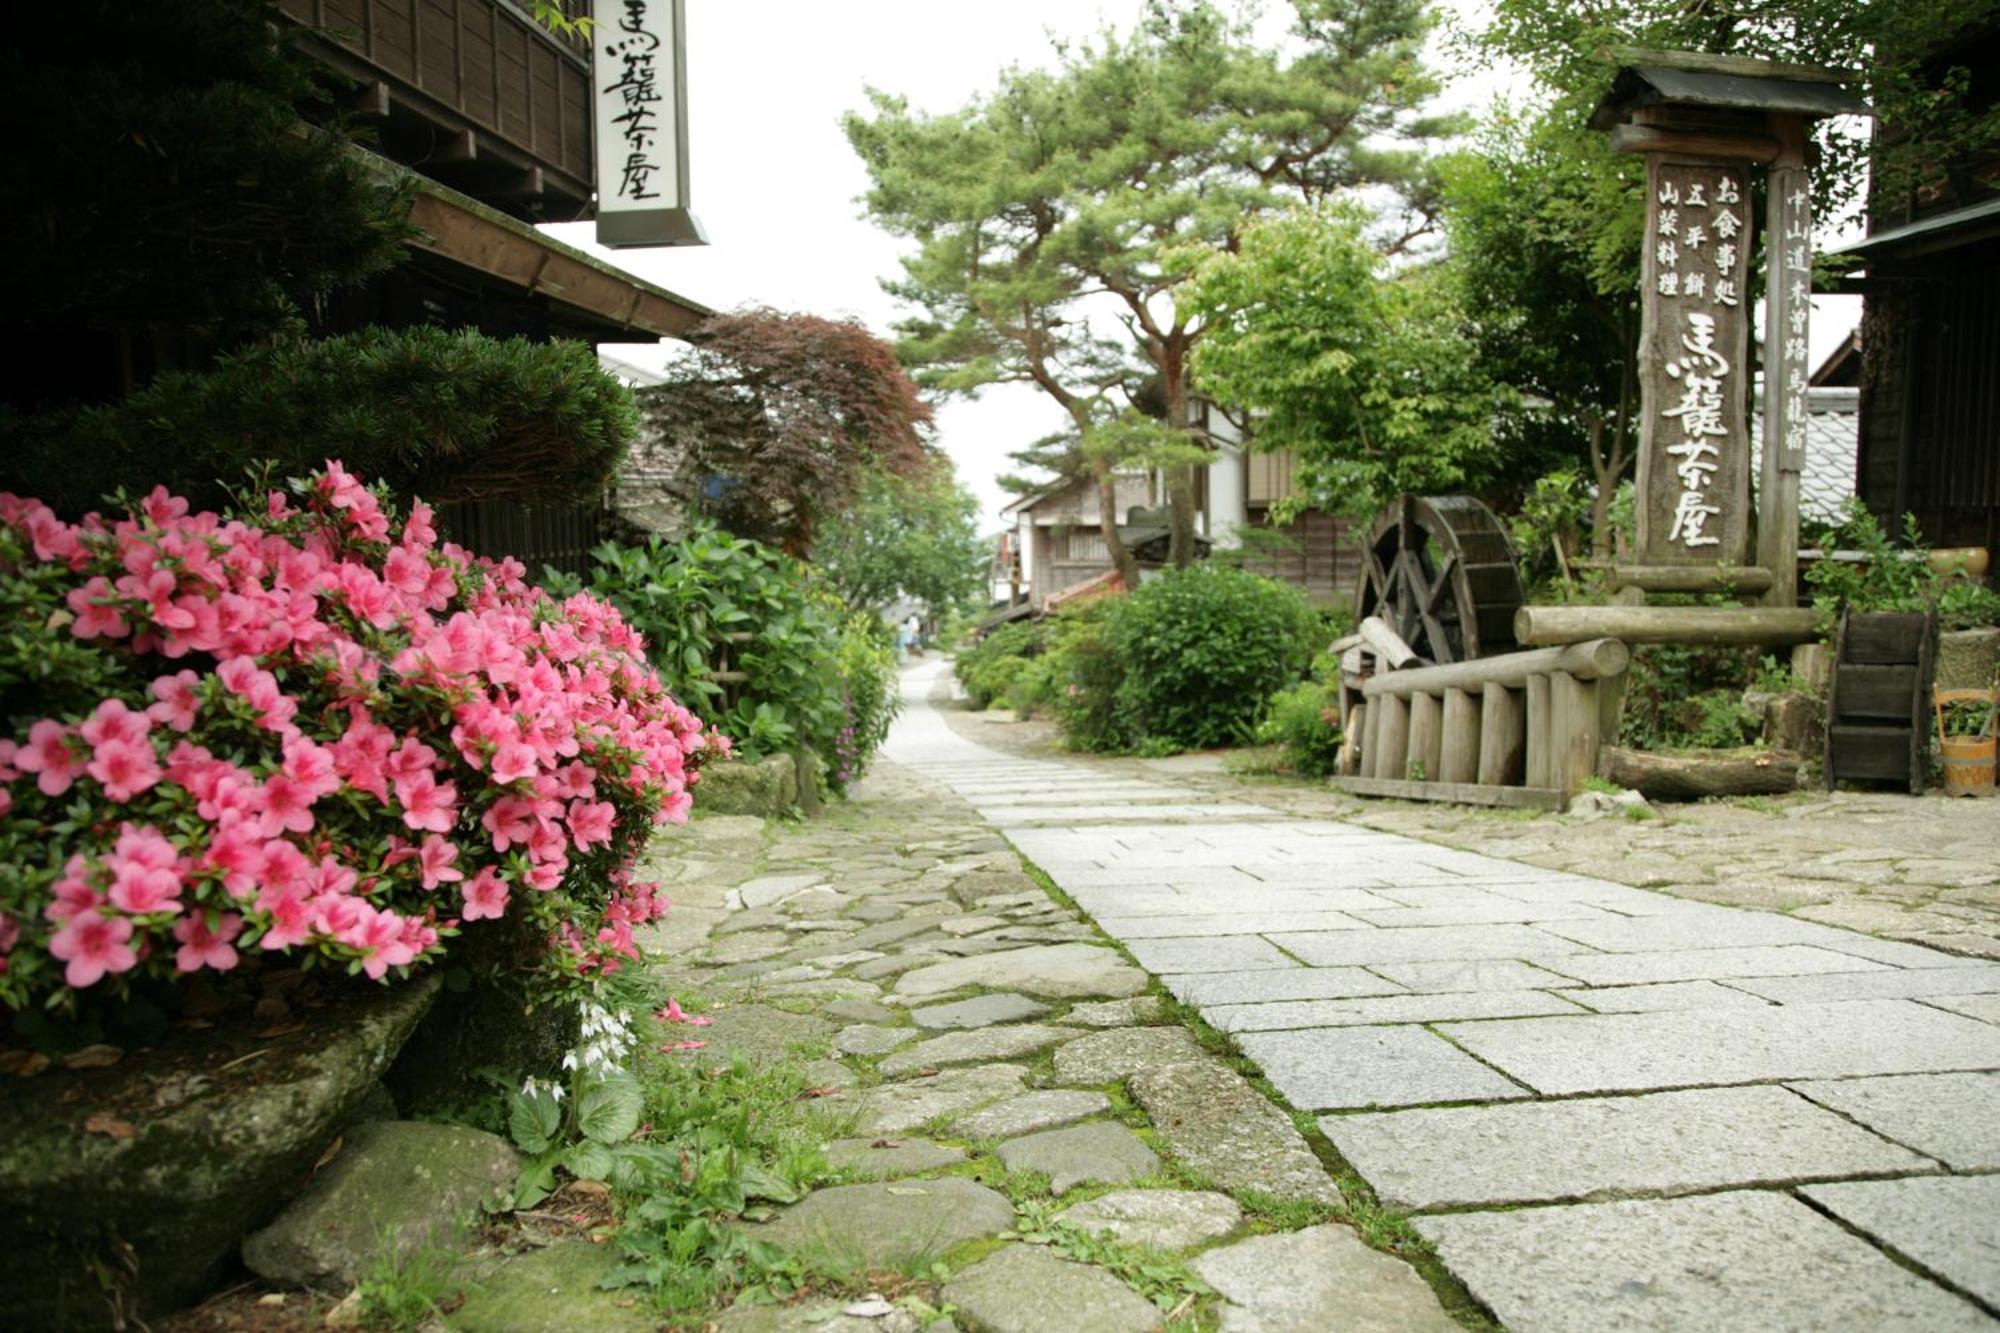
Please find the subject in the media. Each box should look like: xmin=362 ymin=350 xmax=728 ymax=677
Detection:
xmin=756 ymin=1177 xmax=1013 ymax=1268
xmin=1727 ymin=964 xmax=2000 ymax=1005
xmin=850 ymin=1064 xmax=1030 ymax=1136
xmin=0 ymin=975 xmax=438 ymax=1326
xmin=941 ymin=1244 xmax=1160 ymax=1333
xmin=1236 ymin=1025 xmax=1528 ymax=1110
xmin=824 ymin=1138 xmax=967 ymax=1179
xmin=1556 ymin=980 xmax=1773 ymax=1012
xmin=1321 ymin=1085 xmax=1931 ymax=1211
xmin=1123 ymin=936 xmax=1299 ymax=974
xmin=894 ymin=944 xmax=1149 ymax=999
xmin=1162 ymin=967 xmax=1405 ymax=1007
xmin=1263 ymin=924 xmax=1586 ymax=968
xmin=1788 ymin=1071 xmax=2000 ymax=1169
xmin=243 ymin=1120 xmax=518 ymax=1287
xmin=1192 ymin=1225 xmax=1460 ymax=1333
xmin=1367 ymin=959 xmax=1576 ymax=993
xmin=1203 ymin=989 xmax=1585 ymax=1033
xmin=994 ymin=1121 xmax=1159 ymax=1194
xmin=1802 ymin=1176 xmax=2000 ymax=1308
xmin=696 ymin=754 xmax=801 ymax=817
xmin=877 ymin=1024 xmax=1078 ymax=1076
xmin=1541 ymin=945 xmax=1887 ymax=987
xmin=952 ymin=1090 xmax=1111 ymax=1141
xmin=454 ymin=1242 xmax=654 ymax=1332
xmin=1057 ymin=1190 xmax=1241 ymax=1251
xmin=909 ymin=993 xmax=1050 ymax=1029
xmin=1417 ymin=1192 xmax=1994 ymax=1332
xmin=1051 ymin=1026 xmax=1206 ymax=1085
xmin=1127 ymin=1058 xmax=1341 ymax=1205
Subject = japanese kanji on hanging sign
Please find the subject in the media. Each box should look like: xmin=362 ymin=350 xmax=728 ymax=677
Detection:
xmin=1637 ymin=159 xmax=1754 ymax=564
xmin=593 ymin=0 xmax=706 ymax=248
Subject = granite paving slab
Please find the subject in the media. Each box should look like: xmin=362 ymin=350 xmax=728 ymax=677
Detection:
xmin=907 ymin=992 xmax=1050 ymax=1029
xmin=893 ymin=943 xmax=1149 ymax=999
xmin=823 ymin=1138 xmax=967 ymax=1179
xmin=1127 ymin=1057 xmax=1342 ymax=1205
xmin=1051 ymin=1025 xmax=1207 ymax=1084
xmin=1161 ymin=967 xmax=1406 ymax=1007
xmin=1920 ymin=992 xmax=2000 ymax=1024
xmin=1801 ymin=1176 xmax=2000 ymax=1308
xmin=755 ymin=1177 xmax=1013 ymax=1268
xmin=1537 ymin=944 xmax=1889 ymax=986
xmin=877 ymin=1024 xmax=1078 ymax=1077
xmin=1264 ymin=924 xmax=1592 ymax=967
xmin=1236 ymin=1025 xmax=1527 ymax=1110
xmin=1787 ymin=1072 xmax=2000 ymax=1170
xmin=1418 ymin=1192 xmax=1997 ymax=1332
xmin=951 ymin=1089 xmax=1111 ymax=1141
xmin=1121 ymin=935 xmax=1301 ymax=973
xmin=1201 ymin=989 xmax=1586 ymax=1033
xmin=1366 ymin=959 xmax=1577 ymax=992
xmin=1321 ymin=1085 xmax=1934 ymax=1211
xmin=1555 ymin=980 xmax=1774 ymax=1012
xmin=1438 ymin=999 xmax=2000 ymax=1095
xmin=1095 ymin=910 xmax=1371 ymax=937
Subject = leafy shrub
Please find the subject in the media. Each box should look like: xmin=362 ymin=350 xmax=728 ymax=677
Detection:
xmin=0 ymin=465 xmax=719 ymax=1012
xmin=833 ymin=615 xmax=899 ymax=789
xmin=1257 ymin=680 xmax=1346 ymax=776
xmin=1044 ymin=608 xmax=1133 ymax=753
xmin=1806 ymin=499 xmax=2000 ymax=630
xmin=1620 ymin=642 xmax=1776 ymax=751
xmin=4 ymin=329 xmax=637 ymax=517
xmin=554 ymin=527 xmax=890 ymax=791
xmin=955 ymin=621 xmax=1048 ymax=709
xmin=1105 ymin=565 xmax=1319 ymax=750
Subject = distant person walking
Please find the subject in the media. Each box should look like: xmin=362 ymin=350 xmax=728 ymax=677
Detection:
xmin=905 ymin=614 xmax=924 ymax=658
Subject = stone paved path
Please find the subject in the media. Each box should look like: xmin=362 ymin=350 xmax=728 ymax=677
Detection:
xmin=888 ymin=660 xmax=2000 ymax=1332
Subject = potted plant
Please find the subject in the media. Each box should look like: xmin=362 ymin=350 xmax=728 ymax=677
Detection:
xmin=1937 ymin=687 xmax=1997 ymax=798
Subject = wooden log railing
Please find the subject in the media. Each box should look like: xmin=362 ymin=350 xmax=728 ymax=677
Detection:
xmin=1333 ymin=639 xmax=1629 ymax=811
xmin=1515 ymin=605 xmax=1819 ymax=647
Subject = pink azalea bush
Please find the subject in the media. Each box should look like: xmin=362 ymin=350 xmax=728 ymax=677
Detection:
xmin=0 ymin=464 xmax=726 ymax=1010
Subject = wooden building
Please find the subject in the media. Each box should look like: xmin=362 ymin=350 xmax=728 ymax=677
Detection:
xmin=279 ymin=0 xmax=708 ymax=346
xmin=1843 ymin=21 xmax=2000 ymax=557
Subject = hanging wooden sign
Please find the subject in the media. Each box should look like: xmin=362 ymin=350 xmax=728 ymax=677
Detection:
xmin=593 ymin=0 xmax=706 ymax=248
xmin=1635 ymin=158 xmax=1755 ymax=565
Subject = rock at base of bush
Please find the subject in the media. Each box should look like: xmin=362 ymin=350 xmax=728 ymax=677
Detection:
xmin=0 ymin=976 xmax=438 ymax=1330
xmin=694 ymin=754 xmax=801 ymax=817
xmin=242 ymin=1120 xmax=519 ymax=1288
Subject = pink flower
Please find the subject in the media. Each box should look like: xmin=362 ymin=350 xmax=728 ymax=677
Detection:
xmin=49 ymin=913 xmax=139 ymax=988
xmin=416 ymin=835 xmax=463 ymax=889
xmin=653 ymin=999 xmax=712 ymax=1027
xmin=80 ymin=698 xmax=153 ymax=749
xmin=87 ymin=737 xmax=163 ymax=802
xmin=567 ymin=799 xmax=616 ymax=851
xmin=66 ymin=578 xmax=130 ymax=639
xmin=147 ymin=671 xmax=202 ymax=732
xmin=461 ymin=867 xmax=509 ymax=922
xmin=258 ymin=774 xmax=317 ymax=836
xmin=16 ymin=721 xmax=84 ymax=796
xmin=394 ymin=770 xmax=457 ymax=834
xmin=661 ymin=1040 xmax=707 ymax=1053
xmin=281 ymin=736 xmax=341 ymax=799
xmin=490 ymin=740 xmax=539 ymax=785
xmin=347 ymin=904 xmax=417 ymax=980
xmin=480 ymin=795 xmax=537 ymax=852
xmin=256 ymin=891 xmax=314 ymax=951
xmin=173 ymin=913 xmax=242 ymax=972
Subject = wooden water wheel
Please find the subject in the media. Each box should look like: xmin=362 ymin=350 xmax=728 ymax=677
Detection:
xmin=1354 ymin=496 xmax=1525 ymax=667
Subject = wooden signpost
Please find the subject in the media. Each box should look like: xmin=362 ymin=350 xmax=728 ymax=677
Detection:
xmin=1588 ymin=52 xmax=1866 ymax=606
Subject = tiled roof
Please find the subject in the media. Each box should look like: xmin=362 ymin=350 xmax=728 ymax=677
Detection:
xmin=1752 ymin=386 xmax=1856 ymax=525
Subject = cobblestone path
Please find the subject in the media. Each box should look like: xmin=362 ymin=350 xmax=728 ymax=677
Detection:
xmin=880 ymin=660 xmax=2000 ymax=1332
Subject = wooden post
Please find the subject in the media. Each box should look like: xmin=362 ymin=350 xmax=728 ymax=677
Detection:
xmin=1525 ymin=674 xmax=1553 ymax=788
xmin=1478 ymin=683 xmax=1525 ymax=786
xmin=1407 ymin=692 xmax=1444 ymax=783
xmin=1359 ymin=698 xmax=1380 ymax=778
xmin=1439 ymin=687 xmax=1481 ymax=785
xmin=1549 ymin=670 xmax=1603 ymax=796
xmin=1373 ymin=695 xmax=1410 ymax=781
xmin=1759 ymin=114 xmax=1811 ymax=609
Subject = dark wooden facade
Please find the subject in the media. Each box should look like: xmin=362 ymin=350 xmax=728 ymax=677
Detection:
xmin=1850 ymin=22 xmax=2000 ymax=557
xmin=279 ymin=0 xmax=595 ymax=220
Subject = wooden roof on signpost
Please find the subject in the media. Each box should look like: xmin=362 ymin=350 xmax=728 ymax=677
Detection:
xmin=1588 ymin=49 xmax=1868 ymax=130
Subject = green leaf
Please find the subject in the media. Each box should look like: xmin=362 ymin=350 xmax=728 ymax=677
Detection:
xmin=564 ymin=1139 xmax=615 ymax=1182
xmin=739 ymin=1161 xmax=804 ymax=1205
xmin=577 ymin=1072 xmax=645 ymax=1145
xmin=508 ymin=1086 xmax=562 ymax=1155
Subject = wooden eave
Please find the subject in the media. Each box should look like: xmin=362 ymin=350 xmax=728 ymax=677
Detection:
xmin=363 ymin=149 xmax=711 ymax=341
xmin=1589 ymin=50 xmax=1867 ymax=131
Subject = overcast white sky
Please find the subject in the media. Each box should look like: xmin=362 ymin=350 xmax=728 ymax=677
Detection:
xmin=547 ymin=1 xmax=1859 ymax=532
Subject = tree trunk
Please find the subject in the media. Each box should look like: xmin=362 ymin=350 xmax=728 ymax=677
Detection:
xmin=1092 ymin=452 xmax=1140 ymax=590
xmin=1597 ymin=746 xmax=1800 ymax=801
xmin=1162 ymin=342 xmax=1199 ymax=569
